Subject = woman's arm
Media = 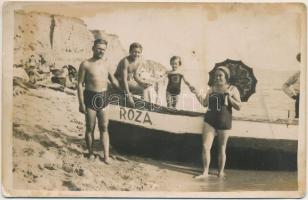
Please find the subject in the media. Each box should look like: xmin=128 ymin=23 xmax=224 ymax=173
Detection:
xmin=190 ymin=86 xmax=209 ymax=107
xmin=228 ymin=86 xmax=241 ymax=111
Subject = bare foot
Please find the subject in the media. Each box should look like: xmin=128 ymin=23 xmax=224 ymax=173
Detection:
xmin=104 ymin=157 xmax=112 ymax=165
xmin=87 ymin=154 xmax=96 ymax=161
xmin=194 ymin=174 xmax=209 ymax=180
xmin=217 ymin=172 xmax=226 ymax=179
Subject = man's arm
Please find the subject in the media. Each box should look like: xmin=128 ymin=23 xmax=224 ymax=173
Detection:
xmin=282 ymin=72 xmax=300 ymax=99
xmin=108 ymin=69 xmax=119 ymax=90
xmin=122 ymin=62 xmax=131 ymax=95
xmin=77 ymin=61 xmax=86 ymax=113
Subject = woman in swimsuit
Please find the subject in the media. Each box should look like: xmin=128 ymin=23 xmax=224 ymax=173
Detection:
xmin=189 ymin=66 xmax=241 ymax=179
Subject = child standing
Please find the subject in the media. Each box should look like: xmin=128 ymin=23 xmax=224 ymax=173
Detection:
xmin=166 ymin=56 xmax=191 ymax=109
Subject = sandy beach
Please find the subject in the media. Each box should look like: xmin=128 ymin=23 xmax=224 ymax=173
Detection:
xmin=11 ymin=88 xmax=297 ymax=192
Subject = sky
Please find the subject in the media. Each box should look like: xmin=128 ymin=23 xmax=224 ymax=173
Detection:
xmin=80 ymin=3 xmax=304 ymax=72
xmin=20 ymin=2 xmax=305 ymax=73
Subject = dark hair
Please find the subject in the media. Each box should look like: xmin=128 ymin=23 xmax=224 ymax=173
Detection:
xmin=296 ymin=53 xmax=301 ymax=63
xmin=93 ymin=39 xmax=108 ymax=46
xmin=129 ymin=42 xmax=143 ymax=52
xmin=170 ymin=56 xmax=182 ymax=66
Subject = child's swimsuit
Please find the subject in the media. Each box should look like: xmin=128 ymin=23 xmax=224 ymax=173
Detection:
xmin=84 ymin=90 xmax=108 ymax=111
xmin=167 ymin=73 xmax=183 ymax=95
xmin=203 ymin=92 xmax=232 ymax=130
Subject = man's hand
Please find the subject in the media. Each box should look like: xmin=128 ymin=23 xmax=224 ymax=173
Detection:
xmin=79 ymin=104 xmax=87 ymax=114
xmin=142 ymin=82 xmax=152 ymax=88
xmin=127 ymin=95 xmax=135 ymax=107
xmin=292 ymin=94 xmax=299 ymax=100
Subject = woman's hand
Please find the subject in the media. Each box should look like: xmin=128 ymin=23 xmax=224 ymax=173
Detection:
xmin=189 ymin=85 xmax=197 ymax=93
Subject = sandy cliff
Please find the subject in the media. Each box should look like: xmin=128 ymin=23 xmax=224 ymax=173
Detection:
xmin=13 ymin=11 xmax=127 ymax=71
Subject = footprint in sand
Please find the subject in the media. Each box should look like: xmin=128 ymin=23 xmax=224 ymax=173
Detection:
xmin=23 ymin=169 xmax=39 ymax=183
xmin=75 ymin=168 xmax=84 ymax=176
xmin=62 ymin=162 xmax=74 ymax=173
xmin=62 ymin=180 xmax=81 ymax=191
xmin=23 ymin=147 xmax=35 ymax=156
xmin=43 ymin=163 xmax=57 ymax=170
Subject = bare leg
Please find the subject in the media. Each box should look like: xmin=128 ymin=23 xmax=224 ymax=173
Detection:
xmin=166 ymin=92 xmax=178 ymax=109
xmin=172 ymin=95 xmax=179 ymax=109
xmin=166 ymin=92 xmax=172 ymax=108
xmin=142 ymin=87 xmax=151 ymax=102
xmin=217 ymin=130 xmax=230 ymax=177
xmin=295 ymin=94 xmax=299 ymax=118
xmin=195 ymin=122 xmax=215 ymax=179
xmin=85 ymin=108 xmax=97 ymax=159
xmin=97 ymin=108 xmax=110 ymax=164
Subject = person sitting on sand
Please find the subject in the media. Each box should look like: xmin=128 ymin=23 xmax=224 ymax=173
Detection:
xmin=77 ymin=39 xmax=119 ymax=163
xmin=166 ymin=56 xmax=192 ymax=109
xmin=189 ymin=66 xmax=241 ymax=178
xmin=114 ymin=42 xmax=151 ymax=106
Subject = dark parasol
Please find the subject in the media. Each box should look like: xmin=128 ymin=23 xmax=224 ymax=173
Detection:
xmin=208 ymin=59 xmax=257 ymax=102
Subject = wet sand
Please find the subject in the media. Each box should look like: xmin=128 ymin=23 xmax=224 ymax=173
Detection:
xmin=12 ymin=88 xmax=297 ymax=192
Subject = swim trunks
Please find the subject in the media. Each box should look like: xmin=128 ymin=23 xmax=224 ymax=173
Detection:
xmin=203 ymin=93 xmax=232 ymax=130
xmin=84 ymin=90 xmax=108 ymax=111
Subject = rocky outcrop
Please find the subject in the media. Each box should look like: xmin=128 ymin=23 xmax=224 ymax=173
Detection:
xmin=51 ymin=15 xmax=94 ymax=68
xmin=14 ymin=11 xmax=53 ymax=65
xmin=13 ymin=10 xmax=167 ymax=97
xmin=14 ymin=10 xmax=93 ymax=69
xmin=91 ymin=30 xmax=127 ymax=72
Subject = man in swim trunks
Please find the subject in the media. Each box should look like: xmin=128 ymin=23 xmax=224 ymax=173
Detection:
xmin=114 ymin=42 xmax=151 ymax=106
xmin=77 ymin=39 xmax=118 ymax=163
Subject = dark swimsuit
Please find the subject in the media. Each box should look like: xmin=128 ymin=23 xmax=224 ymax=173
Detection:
xmin=84 ymin=90 xmax=108 ymax=111
xmin=203 ymin=93 xmax=232 ymax=130
xmin=167 ymin=73 xmax=183 ymax=95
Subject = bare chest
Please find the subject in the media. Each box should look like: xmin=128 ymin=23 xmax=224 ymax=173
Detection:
xmin=86 ymin=64 xmax=108 ymax=80
xmin=127 ymin=62 xmax=139 ymax=74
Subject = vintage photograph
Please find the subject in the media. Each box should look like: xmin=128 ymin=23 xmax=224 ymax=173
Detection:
xmin=1 ymin=1 xmax=307 ymax=197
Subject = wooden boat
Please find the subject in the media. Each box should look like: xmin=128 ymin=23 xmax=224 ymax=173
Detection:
xmin=106 ymin=93 xmax=298 ymax=171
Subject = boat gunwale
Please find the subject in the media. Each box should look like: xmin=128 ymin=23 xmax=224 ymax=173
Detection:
xmin=109 ymin=102 xmax=299 ymax=126
xmin=108 ymin=88 xmax=299 ymax=126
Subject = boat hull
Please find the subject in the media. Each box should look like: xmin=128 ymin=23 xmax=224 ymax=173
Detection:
xmin=107 ymin=105 xmax=298 ymax=171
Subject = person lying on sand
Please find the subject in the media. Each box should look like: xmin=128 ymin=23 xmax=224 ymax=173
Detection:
xmin=77 ymin=39 xmax=119 ymax=163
